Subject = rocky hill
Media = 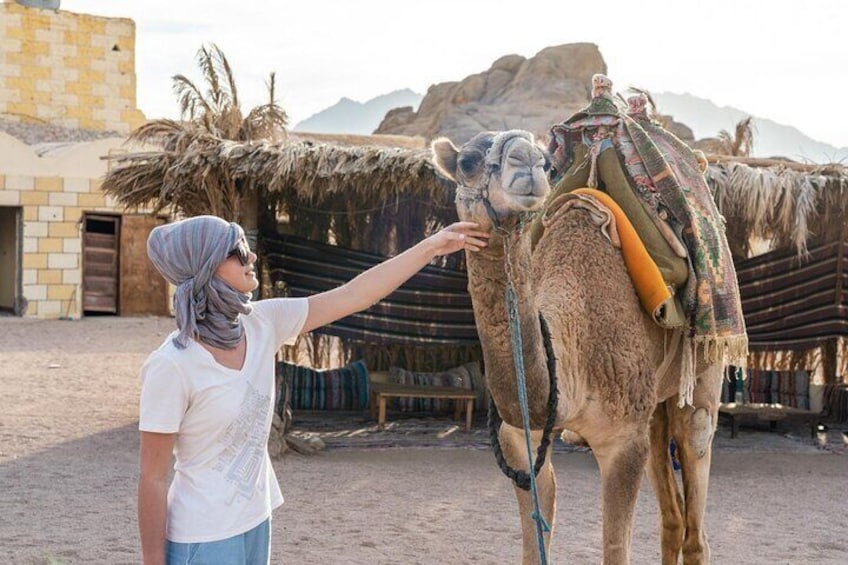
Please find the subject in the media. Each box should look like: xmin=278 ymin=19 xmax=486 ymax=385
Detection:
xmin=375 ymin=43 xmax=605 ymax=144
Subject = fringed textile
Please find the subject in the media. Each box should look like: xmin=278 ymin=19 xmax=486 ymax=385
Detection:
xmin=549 ymin=77 xmax=748 ymax=402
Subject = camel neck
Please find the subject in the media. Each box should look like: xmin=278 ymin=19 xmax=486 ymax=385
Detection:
xmin=466 ymin=234 xmax=552 ymax=427
xmin=466 ymin=234 xmax=533 ymax=309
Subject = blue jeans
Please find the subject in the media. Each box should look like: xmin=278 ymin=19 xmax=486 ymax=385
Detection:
xmin=166 ymin=518 xmax=270 ymax=565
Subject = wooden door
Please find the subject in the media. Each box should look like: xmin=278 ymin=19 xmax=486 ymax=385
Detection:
xmin=0 ymin=206 xmax=21 ymax=313
xmin=82 ymin=214 xmax=120 ymax=313
xmin=120 ymin=214 xmax=169 ymax=316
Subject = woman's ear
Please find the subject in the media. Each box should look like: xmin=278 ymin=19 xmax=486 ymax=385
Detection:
xmin=431 ymin=137 xmax=459 ymax=181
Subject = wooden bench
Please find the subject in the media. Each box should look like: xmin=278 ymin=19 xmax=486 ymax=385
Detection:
xmin=369 ymin=381 xmax=477 ymax=431
xmin=719 ymin=403 xmax=820 ymax=438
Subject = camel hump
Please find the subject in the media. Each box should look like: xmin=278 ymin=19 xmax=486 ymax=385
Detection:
xmin=541 ymin=188 xmax=686 ymax=328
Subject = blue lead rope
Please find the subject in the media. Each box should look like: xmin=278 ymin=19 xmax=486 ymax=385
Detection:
xmin=505 ymin=283 xmax=551 ymax=565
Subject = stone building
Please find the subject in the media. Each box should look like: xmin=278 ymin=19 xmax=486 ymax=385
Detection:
xmin=0 ymin=1 xmax=167 ymax=319
xmin=0 ymin=0 xmax=145 ymax=133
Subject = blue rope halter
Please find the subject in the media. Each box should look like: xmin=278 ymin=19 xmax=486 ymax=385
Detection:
xmin=456 ymin=132 xmax=553 ymax=564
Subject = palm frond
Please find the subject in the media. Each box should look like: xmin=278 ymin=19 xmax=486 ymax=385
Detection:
xmin=267 ymin=72 xmax=277 ymax=106
xmin=128 ymin=119 xmax=184 ymax=147
xmin=240 ymin=73 xmax=287 ymax=142
xmin=716 ymin=117 xmax=755 ymax=157
xmin=172 ymin=74 xmax=213 ymax=126
xmin=212 ymin=43 xmax=239 ymax=110
xmin=716 ymin=129 xmax=733 ymax=155
xmin=196 ymin=44 xmax=227 ymax=112
xmin=733 ymin=117 xmax=755 ymax=157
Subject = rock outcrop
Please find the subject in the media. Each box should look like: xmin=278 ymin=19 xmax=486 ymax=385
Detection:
xmin=375 ymin=43 xmax=606 ymax=144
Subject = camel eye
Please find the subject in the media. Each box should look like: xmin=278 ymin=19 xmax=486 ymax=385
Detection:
xmin=458 ymin=154 xmax=481 ymax=175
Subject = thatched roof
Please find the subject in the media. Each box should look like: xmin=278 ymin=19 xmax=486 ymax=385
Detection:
xmin=103 ymin=137 xmax=454 ymax=218
xmin=102 ymin=135 xmax=459 ymax=259
xmin=103 ymin=130 xmax=848 ymax=259
xmin=707 ymin=157 xmax=848 ymax=257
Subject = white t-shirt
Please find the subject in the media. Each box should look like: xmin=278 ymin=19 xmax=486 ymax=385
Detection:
xmin=139 ymin=297 xmax=309 ymax=543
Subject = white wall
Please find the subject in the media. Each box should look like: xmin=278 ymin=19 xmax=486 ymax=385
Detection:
xmin=0 ymin=131 xmax=136 ymax=177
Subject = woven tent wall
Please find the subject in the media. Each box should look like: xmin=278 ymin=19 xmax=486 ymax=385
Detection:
xmin=250 ymin=141 xmax=475 ymax=371
xmin=706 ymin=157 xmax=848 ymax=382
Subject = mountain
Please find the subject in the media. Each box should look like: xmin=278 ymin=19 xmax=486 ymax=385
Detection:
xmin=294 ymin=86 xmax=847 ymax=165
xmin=654 ymin=92 xmax=848 ymax=163
xmin=375 ymin=44 xmax=605 ymax=144
xmin=292 ymin=89 xmax=422 ymax=135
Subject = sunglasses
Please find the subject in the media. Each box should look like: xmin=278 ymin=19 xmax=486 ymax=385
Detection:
xmin=227 ymin=238 xmax=251 ymax=266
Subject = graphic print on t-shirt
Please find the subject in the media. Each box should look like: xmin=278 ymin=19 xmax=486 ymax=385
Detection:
xmin=212 ymin=381 xmax=270 ymax=506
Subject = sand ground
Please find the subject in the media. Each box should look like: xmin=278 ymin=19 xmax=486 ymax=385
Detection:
xmin=1 ymin=317 xmax=846 ymax=564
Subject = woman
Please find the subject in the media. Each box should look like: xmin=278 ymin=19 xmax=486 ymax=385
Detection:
xmin=137 ymin=215 xmax=488 ymax=565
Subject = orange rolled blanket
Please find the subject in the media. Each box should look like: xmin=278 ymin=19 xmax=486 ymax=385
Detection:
xmin=572 ymin=188 xmax=671 ymax=317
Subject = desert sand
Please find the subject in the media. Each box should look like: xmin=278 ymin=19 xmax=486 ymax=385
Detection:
xmin=1 ymin=317 xmax=846 ymax=564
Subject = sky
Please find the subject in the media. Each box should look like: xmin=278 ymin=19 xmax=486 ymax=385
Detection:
xmin=66 ymin=0 xmax=848 ymax=148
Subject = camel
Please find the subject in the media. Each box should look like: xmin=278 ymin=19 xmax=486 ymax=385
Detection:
xmin=432 ymin=130 xmax=725 ymax=564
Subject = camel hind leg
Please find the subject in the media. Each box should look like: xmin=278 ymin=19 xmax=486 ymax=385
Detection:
xmin=590 ymin=424 xmax=651 ymax=565
xmin=647 ymin=401 xmax=685 ymax=564
xmin=498 ymin=422 xmax=556 ymax=565
xmin=668 ymin=361 xmax=723 ymax=565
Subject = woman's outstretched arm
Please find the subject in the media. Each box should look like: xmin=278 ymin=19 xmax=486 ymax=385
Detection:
xmin=301 ymin=221 xmax=487 ymax=333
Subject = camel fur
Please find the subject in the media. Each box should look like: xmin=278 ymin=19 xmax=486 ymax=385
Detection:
xmin=432 ymin=131 xmax=725 ymax=565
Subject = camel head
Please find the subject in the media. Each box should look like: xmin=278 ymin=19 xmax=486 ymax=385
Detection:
xmin=432 ymin=130 xmax=551 ymax=232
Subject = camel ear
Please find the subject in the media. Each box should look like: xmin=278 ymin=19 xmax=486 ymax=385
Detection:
xmin=431 ymin=137 xmax=459 ymax=181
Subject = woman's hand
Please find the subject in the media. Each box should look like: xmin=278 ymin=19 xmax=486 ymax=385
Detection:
xmin=427 ymin=222 xmax=489 ymax=256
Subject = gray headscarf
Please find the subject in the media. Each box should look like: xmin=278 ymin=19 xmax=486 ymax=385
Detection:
xmin=147 ymin=215 xmax=253 ymax=350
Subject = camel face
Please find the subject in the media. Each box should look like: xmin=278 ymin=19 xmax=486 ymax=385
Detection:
xmin=432 ymin=131 xmax=551 ymax=229
xmin=496 ymin=136 xmax=551 ymax=210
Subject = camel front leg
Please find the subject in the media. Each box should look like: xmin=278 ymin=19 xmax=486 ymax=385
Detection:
xmin=646 ymin=401 xmax=685 ymax=564
xmin=499 ymin=422 xmax=556 ymax=565
xmin=668 ymin=362 xmax=723 ymax=565
xmin=591 ymin=427 xmax=650 ymax=565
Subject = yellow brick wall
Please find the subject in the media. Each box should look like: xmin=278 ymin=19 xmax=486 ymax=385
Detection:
xmin=0 ymin=172 xmax=147 ymax=319
xmin=0 ymin=2 xmax=146 ymax=134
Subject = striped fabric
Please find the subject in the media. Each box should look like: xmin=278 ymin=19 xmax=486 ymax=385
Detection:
xmin=276 ymin=360 xmax=370 ymax=411
xmin=722 ymin=367 xmax=810 ymax=409
xmin=264 ymin=233 xmax=478 ymax=346
xmin=388 ymin=363 xmax=478 ymax=412
xmin=735 ymin=241 xmax=847 ymax=351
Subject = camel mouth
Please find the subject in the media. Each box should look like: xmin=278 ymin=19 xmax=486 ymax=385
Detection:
xmin=505 ymin=170 xmax=549 ymax=201
xmin=504 ymin=180 xmax=549 ymax=211
xmin=507 ymin=193 xmax=546 ymax=211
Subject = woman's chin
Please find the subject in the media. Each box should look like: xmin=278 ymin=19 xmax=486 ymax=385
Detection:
xmin=240 ymin=277 xmax=259 ymax=294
